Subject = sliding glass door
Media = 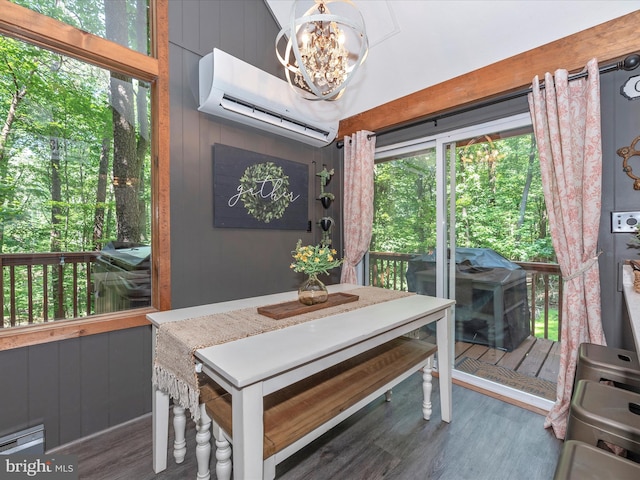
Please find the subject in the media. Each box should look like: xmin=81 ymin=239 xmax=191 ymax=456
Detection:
xmin=371 ymin=140 xmax=437 ymax=291
xmin=444 ymin=114 xmax=559 ymax=404
xmin=441 ymin=114 xmax=545 ymax=342
xmin=371 ymin=113 xmax=559 ymax=404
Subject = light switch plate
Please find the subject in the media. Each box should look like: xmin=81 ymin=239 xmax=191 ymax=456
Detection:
xmin=611 ymin=211 xmax=640 ymax=233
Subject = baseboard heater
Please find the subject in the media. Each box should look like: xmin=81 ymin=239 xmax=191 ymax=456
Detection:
xmin=0 ymin=425 xmax=45 ymax=455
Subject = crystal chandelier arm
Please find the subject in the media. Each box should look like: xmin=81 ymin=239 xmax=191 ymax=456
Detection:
xmin=275 ymin=28 xmax=299 ymax=74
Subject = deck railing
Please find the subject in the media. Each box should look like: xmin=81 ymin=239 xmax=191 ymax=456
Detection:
xmin=369 ymin=251 xmax=563 ymax=341
xmin=515 ymin=261 xmax=563 ymax=341
xmin=1 ymin=252 xmax=98 ymax=327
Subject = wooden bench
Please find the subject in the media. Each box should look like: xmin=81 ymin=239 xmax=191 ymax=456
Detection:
xmin=196 ymin=336 xmax=438 ymax=480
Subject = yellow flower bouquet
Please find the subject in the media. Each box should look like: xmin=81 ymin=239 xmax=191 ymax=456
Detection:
xmin=290 ymin=240 xmax=343 ymax=305
xmin=290 ymin=240 xmax=342 ymax=277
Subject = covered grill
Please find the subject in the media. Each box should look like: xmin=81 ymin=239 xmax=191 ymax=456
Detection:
xmin=93 ymin=242 xmax=151 ymax=314
xmin=406 ymin=248 xmax=530 ymax=351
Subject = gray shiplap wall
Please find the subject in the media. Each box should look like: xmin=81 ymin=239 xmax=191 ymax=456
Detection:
xmin=168 ymin=0 xmax=341 ymax=308
xmin=599 ymin=69 xmax=640 ymax=350
xmin=0 ymin=327 xmax=152 ymax=449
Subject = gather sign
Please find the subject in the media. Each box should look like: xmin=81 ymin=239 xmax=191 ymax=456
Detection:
xmin=212 ymin=144 xmax=308 ymax=229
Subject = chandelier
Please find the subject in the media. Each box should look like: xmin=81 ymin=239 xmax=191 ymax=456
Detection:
xmin=275 ymin=0 xmax=368 ymax=101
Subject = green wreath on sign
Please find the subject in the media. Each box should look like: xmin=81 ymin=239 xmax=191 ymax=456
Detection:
xmin=239 ymin=162 xmax=291 ymax=223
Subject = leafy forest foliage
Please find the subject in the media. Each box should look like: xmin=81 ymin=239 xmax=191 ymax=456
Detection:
xmin=371 ymin=133 xmax=556 ymax=263
xmin=1 ymin=1 xmax=151 ymax=323
xmin=0 ymin=1 xmax=151 ymax=256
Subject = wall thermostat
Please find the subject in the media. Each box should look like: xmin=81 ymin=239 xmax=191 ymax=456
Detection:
xmin=611 ymin=211 xmax=640 ymax=233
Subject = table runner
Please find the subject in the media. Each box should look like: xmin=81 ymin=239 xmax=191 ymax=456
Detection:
xmin=153 ymin=286 xmax=413 ymax=421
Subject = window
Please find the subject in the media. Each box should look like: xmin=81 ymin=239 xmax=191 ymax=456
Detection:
xmin=1 ymin=35 xmax=152 ymax=325
xmin=372 ymin=145 xmax=437 ymax=256
xmin=0 ymin=0 xmax=169 ymax=349
xmin=451 ymin=126 xmax=552 ymax=262
xmin=369 ymin=143 xmax=437 ymax=291
xmin=10 ymin=0 xmax=151 ymax=55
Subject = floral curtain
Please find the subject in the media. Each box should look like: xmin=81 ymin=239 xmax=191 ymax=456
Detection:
xmin=340 ymin=131 xmax=376 ymax=284
xmin=527 ymin=58 xmax=607 ymax=439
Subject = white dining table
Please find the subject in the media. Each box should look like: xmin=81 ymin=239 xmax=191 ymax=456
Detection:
xmin=149 ymin=284 xmax=454 ymax=478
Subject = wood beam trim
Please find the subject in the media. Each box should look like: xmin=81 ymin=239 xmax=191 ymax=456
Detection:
xmin=0 ymin=311 xmax=152 ymax=350
xmin=152 ymin=0 xmax=172 ymax=312
xmin=338 ymin=10 xmax=640 ymax=138
xmin=0 ymin=0 xmax=158 ymax=81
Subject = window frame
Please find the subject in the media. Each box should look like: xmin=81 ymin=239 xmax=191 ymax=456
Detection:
xmin=0 ymin=0 xmax=171 ymax=350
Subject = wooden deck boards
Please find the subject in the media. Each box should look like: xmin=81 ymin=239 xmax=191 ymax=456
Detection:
xmin=425 ymin=331 xmax=559 ymax=397
xmin=538 ymin=340 xmax=561 ymax=383
xmin=518 ymin=337 xmax=554 ymax=377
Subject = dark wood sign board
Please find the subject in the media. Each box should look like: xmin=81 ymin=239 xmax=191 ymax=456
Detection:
xmin=213 ymin=144 xmax=308 ymax=229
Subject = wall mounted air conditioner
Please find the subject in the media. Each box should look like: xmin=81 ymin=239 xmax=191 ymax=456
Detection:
xmin=198 ymin=48 xmax=339 ymax=147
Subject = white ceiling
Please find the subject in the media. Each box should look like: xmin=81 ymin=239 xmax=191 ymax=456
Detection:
xmin=265 ymin=0 xmax=640 ymax=120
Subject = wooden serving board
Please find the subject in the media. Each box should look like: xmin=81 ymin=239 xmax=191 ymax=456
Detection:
xmin=257 ymin=292 xmax=359 ymax=320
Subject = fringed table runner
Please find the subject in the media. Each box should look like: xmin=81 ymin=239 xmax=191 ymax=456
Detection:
xmin=153 ymin=286 xmax=413 ymax=421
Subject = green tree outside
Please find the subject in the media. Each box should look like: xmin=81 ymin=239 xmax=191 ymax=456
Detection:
xmin=0 ymin=1 xmax=152 ymax=324
xmin=371 ymin=131 xmax=560 ymax=341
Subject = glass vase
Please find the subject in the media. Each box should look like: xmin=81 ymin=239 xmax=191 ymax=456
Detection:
xmin=298 ymin=274 xmax=328 ymax=305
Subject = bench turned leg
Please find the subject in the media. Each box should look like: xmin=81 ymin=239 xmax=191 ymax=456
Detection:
xmin=213 ymin=425 xmax=232 ymax=480
xmin=385 ymin=390 xmax=392 ymax=402
xmin=422 ymin=356 xmax=434 ymax=420
xmin=173 ymin=405 xmax=187 ymax=463
xmin=196 ymin=404 xmax=212 ymax=480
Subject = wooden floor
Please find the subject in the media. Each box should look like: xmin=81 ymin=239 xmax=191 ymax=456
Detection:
xmin=53 ymin=375 xmax=563 ymax=480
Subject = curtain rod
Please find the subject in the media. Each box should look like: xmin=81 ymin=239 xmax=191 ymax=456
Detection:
xmin=336 ymin=53 xmax=640 ymax=149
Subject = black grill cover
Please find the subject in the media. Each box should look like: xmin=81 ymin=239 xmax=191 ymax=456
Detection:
xmin=407 ymin=248 xmax=530 ymax=351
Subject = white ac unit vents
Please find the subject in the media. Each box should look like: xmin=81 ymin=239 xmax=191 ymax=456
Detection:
xmin=198 ymin=48 xmax=339 ymax=147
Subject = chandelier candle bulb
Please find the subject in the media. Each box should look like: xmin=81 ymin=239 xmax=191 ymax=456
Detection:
xmin=276 ymin=0 xmax=368 ymax=101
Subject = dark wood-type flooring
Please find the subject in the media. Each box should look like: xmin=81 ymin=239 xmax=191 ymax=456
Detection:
xmin=53 ymin=373 xmax=563 ymax=480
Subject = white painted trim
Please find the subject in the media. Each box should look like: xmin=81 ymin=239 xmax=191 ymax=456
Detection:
xmin=453 ymin=369 xmax=554 ymax=413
